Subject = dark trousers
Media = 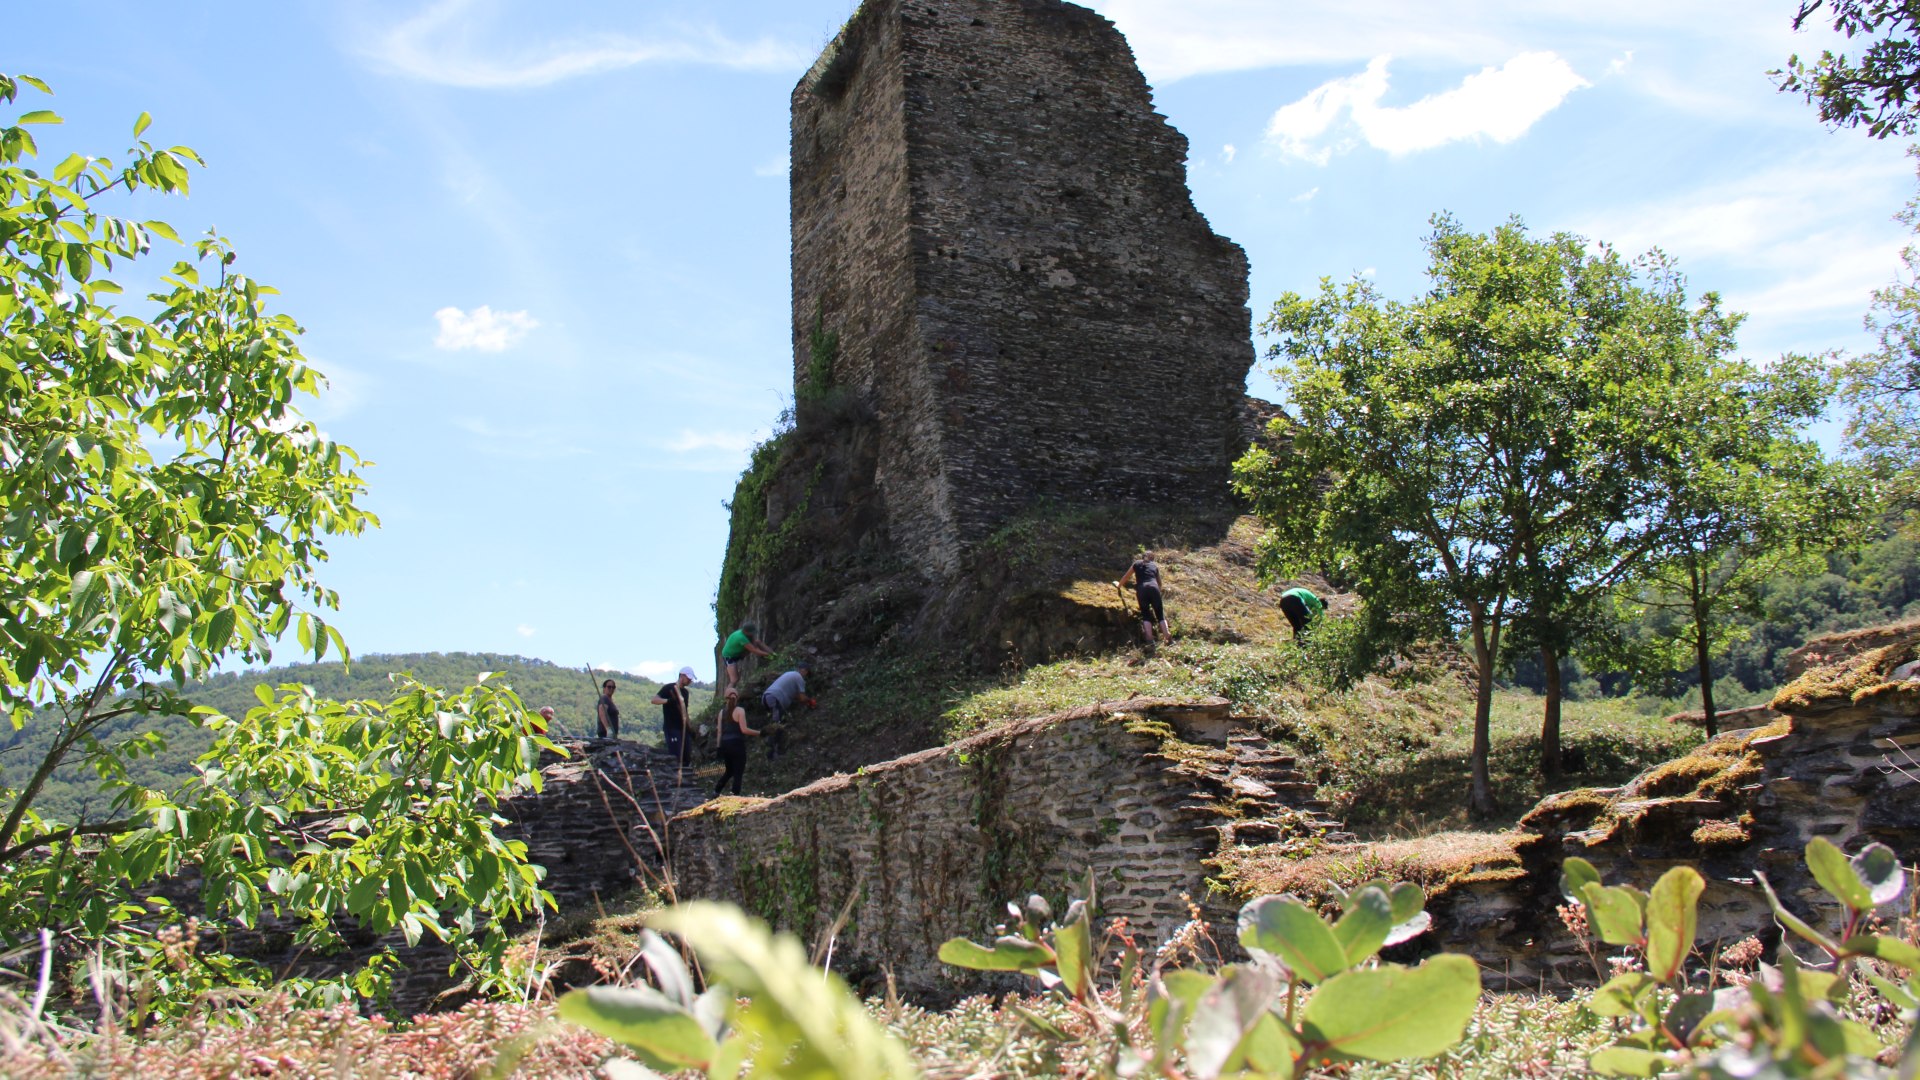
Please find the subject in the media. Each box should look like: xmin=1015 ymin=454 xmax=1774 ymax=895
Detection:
xmin=1280 ymin=593 xmax=1312 ymax=638
xmin=764 ymin=694 xmax=789 ymax=761
xmin=663 ymin=723 xmax=686 ymax=765
xmin=714 ymin=740 xmax=746 ymax=795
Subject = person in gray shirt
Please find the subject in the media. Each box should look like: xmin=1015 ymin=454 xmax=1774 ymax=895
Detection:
xmin=761 ymin=665 xmax=815 ymax=762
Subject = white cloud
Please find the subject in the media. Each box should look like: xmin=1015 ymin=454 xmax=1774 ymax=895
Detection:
xmin=629 ymin=660 xmax=682 ymax=682
xmin=665 ymin=429 xmax=760 ymax=455
xmin=1222 ymin=143 xmax=1237 ymax=163
xmin=453 ymin=416 xmax=589 ymax=459
xmin=754 ymin=154 xmax=789 ymax=178
xmin=1266 ymin=52 xmax=1589 ymax=163
xmin=364 ymin=0 xmax=810 ymax=88
xmin=1291 ymin=186 xmax=1320 ymax=202
xmin=516 ymin=624 xmax=536 ymax=638
xmin=434 ymin=305 xmax=539 ymax=352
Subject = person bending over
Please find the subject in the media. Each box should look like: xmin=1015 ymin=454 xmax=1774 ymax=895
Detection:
xmin=761 ymin=665 xmax=815 ymax=762
xmin=712 ymin=688 xmax=761 ymax=797
xmin=596 ymin=679 xmax=621 ymax=739
xmin=1117 ymin=552 xmax=1171 ymax=644
xmin=1278 ymin=586 xmax=1324 ymax=641
xmin=721 ymin=621 xmax=773 ymax=693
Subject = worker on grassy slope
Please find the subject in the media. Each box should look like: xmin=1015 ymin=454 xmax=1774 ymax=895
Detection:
xmin=1116 ymin=551 xmax=1171 ymax=645
xmin=712 ymin=687 xmax=762 ymax=797
xmin=1279 ymin=586 xmax=1324 ymax=641
xmin=762 ymin=665 xmax=816 ymax=763
xmin=721 ymin=621 xmax=773 ymax=694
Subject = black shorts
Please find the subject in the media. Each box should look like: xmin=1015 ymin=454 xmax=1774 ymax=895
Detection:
xmin=1135 ymin=585 xmax=1164 ymax=623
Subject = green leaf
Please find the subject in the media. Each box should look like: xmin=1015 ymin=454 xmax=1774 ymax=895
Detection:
xmin=1184 ymin=964 xmax=1281 ymax=1079
xmin=1053 ymin=908 xmax=1093 ymax=999
xmin=53 ymin=153 xmax=86 ymax=182
xmin=133 ymin=111 xmax=152 ymax=138
xmin=1853 ymin=842 xmax=1906 ymax=907
xmin=937 ymin=935 xmax=1053 ymax=973
xmin=1299 ymin=955 xmax=1481 ymax=1063
xmin=143 ymin=219 xmax=181 ymax=244
xmin=1807 ymin=837 xmax=1874 ymax=911
xmin=1588 ymin=1045 xmax=1668 ymax=1077
xmin=556 ymin=986 xmax=717 ymax=1071
xmin=1332 ymin=885 xmax=1394 ymax=966
xmin=65 ymin=242 xmax=92 ymax=283
xmin=1238 ymin=895 xmax=1349 ymax=983
xmin=1560 ymin=856 xmax=1602 ymax=903
xmin=1843 ymin=934 xmax=1920 ymax=971
xmin=1756 ymin=871 xmax=1840 ymax=954
xmin=206 ymin=607 xmax=236 ymax=652
xmin=1580 ymin=883 xmax=1646 ymax=947
xmin=17 ymin=110 xmax=61 ymax=125
xmin=1587 ymin=972 xmax=1657 ymax=1018
xmin=1645 ymin=865 xmax=1703 ymax=982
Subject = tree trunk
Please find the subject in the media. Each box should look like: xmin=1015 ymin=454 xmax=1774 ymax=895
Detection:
xmin=1469 ymin=614 xmax=1497 ymax=820
xmin=1541 ymin=642 xmax=1564 ymax=778
xmin=1696 ymin=627 xmax=1717 ymax=738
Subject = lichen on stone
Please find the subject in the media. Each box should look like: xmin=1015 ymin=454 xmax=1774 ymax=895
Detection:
xmin=1772 ymin=639 xmax=1918 ymax=714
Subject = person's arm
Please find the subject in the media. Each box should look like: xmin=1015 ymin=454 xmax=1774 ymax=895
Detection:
xmin=651 ymin=692 xmax=669 ymax=705
xmin=747 ymin=640 xmax=773 ymax=658
xmin=736 ymin=708 xmax=761 ymax=737
xmin=1116 ymin=565 xmax=1135 ymax=588
xmin=597 ymin=699 xmax=610 ymax=725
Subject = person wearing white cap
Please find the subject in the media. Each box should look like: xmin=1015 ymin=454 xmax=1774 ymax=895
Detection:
xmin=652 ymin=666 xmax=699 ymax=766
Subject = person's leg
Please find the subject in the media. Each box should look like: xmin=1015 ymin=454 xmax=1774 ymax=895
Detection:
xmin=1144 ymin=589 xmax=1168 ymax=642
xmin=764 ymin=695 xmax=786 ymax=761
xmin=727 ymin=742 xmax=747 ymax=795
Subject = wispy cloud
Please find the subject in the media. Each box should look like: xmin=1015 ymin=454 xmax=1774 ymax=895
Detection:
xmin=665 ymin=429 xmax=760 ymax=455
xmin=1222 ymin=143 xmax=1238 ymax=164
xmin=453 ymin=416 xmax=589 ymax=460
xmin=516 ymin=624 xmax=536 ymax=638
xmin=1267 ymin=53 xmax=1588 ymax=163
xmin=626 ymin=660 xmax=684 ymax=682
xmin=1291 ymin=186 xmax=1320 ymax=202
xmin=364 ymin=0 xmax=810 ymax=88
xmin=434 ymin=305 xmax=539 ymax=351
xmin=753 ymin=154 xmax=789 ymax=178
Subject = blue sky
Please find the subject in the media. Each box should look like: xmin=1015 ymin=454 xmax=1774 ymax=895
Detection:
xmin=11 ymin=0 xmax=1912 ymax=683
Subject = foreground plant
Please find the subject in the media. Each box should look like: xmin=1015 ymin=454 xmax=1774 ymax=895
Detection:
xmin=940 ymin=874 xmax=1478 ymax=1078
xmin=1566 ymin=838 xmax=1919 ymax=1076
xmin=555 ymin=901 xmax=919 ymax=1079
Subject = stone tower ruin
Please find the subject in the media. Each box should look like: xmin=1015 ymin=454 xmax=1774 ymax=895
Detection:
xmin=790 ymin=0 xmax=1256 ymax=576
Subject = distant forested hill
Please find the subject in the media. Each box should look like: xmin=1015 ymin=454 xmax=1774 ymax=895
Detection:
xmin=0 ymin=653 xmax=712 ymax=824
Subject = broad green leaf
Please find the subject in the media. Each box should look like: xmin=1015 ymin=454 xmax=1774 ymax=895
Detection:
xmin=206 ymin=607 xmax=236 ymax=652
xmin=65 ymin=242 xmax=92 ymax=283
xmin=1645 ymin=865 xmax=1704 ymax=982
xmin=1299 ymin=955 xmax=1481 ymax=1062
xmin=1853 ymin=843 xmax=1906 ymax=907
xmin=1588 ymin=1045 xmax=1667 ymax=1077
xmin=1149 ymin=967 xmax=1215 ymax=1049
xmin=1560 ymin=856 xmax=1602 ymax=903
xmin=1870 ymin=973 xmax=1918 ymax=1010
xmin=1184 ymin=964 xmax=1280 ymax=1079
xmin=1807 ymin=837 xmax=1874 ymax=911
xmin=133 ymin=111 xmax=152 ymax=137
xmin=1239 ymin=895 xmax=1349 ymax=983
xmin=937 ymin=935 xmax=1053 ymax=973
xmin=1332 ymin=885 xmax=1394 ymax=966
xmin=17 ymin=110 xmax=61 ymax=125
xmin=1842 ymin=934 xmax=1920 ymax=971
xmin=1580 ymin=883 xmax=1646 ymax=947
xmin=556 ymin=986 xmax=717 ymax=1071
xmin=1587 ymin=972 xmax=1657 ymax=1018
xmin=1053 ymin=909 xmax=1093 ymax=999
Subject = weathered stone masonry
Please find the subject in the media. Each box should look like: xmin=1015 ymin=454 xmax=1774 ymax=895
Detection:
xmin=792 ymin=0 xmax=1257 ymax=576
xmin=668 ymin=698 xmax=1337 ymax=999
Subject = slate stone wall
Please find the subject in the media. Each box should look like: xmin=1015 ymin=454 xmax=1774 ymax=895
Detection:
xmin=790 ymin=0 xmax=1256 ymax=576
xmin=667 ymin=698 xmax=1337 ymax=999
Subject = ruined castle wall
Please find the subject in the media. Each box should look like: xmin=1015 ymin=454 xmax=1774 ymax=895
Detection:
xmin=790 ymin=0 xmax=1256 ymax=575
xmin=668 ymin=698 xmax=1334 ymax=999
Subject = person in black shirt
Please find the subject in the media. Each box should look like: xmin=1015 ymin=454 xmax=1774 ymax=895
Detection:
xmin=652 ymin=666 xmax=697 ymax=766
xmin=1116 ymin=551 xmax=1171 ymax=645
xmin=712 ymin=687 xmax=762 ymax=797
xmin=596 ymin=679 xmax=620 ymax=739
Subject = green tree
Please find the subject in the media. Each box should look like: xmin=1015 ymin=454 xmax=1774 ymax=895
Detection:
xmin=1776 ymin=1 xmax=1920 ymax=139
xmin=0 ymin=74 xmax=549 ymax=1003
xmin=1237 ymin=216 xmax=1738 ymax=817
xmin=1841 ymin=165 xmax=1920 ymax=519
xmin=1598 ymin=356 xmax=1863 ymax=734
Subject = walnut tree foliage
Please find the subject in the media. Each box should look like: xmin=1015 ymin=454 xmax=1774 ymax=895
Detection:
xmin=0 ymin=73 xmax=552 ymax=1008
xmin=1777 ymin=1 xmax=1920 ymax=140
xmin=1235 ymin=215 xmax=1853 ymax=819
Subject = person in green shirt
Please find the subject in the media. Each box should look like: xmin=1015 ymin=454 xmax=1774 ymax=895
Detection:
xmin=1278 ymin=587 xmax=1324 ymax=641
xmin=721 ymin=621 xmax=773 ymax=693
